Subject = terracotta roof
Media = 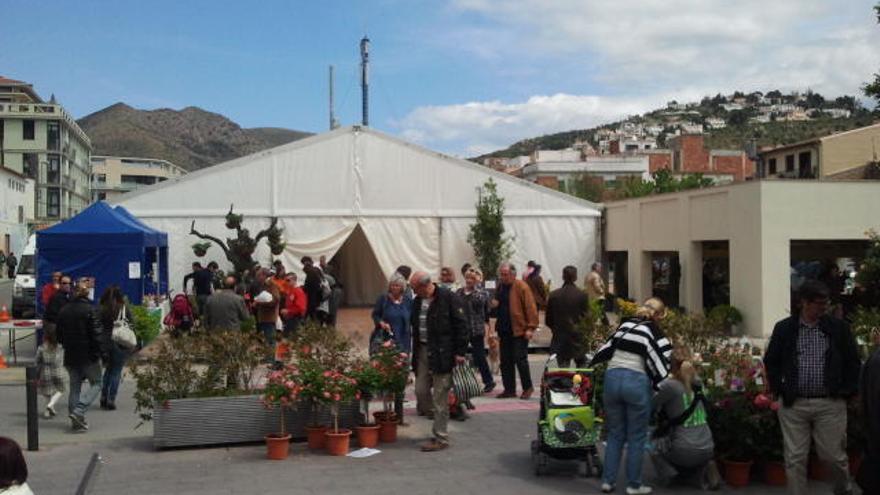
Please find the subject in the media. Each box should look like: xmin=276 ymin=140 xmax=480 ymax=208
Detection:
xmin=0 ymin=76 xmax=27 ymax=85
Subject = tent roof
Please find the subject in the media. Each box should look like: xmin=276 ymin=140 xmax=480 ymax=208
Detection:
xmin=116 ymin=126 xmax=601 ymax=218
xmin=39 ymin=201 xmax=166 ymax=246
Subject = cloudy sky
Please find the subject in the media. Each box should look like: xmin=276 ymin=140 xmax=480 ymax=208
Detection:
xmin=2 ymin=0 xmax=878 ymax=157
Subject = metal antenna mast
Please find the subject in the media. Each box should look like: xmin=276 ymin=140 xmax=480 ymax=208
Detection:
xmin=329 ymin=65 xmax=339 ymax=130
xmin=360 ymin=36 xmax=370 ymax=126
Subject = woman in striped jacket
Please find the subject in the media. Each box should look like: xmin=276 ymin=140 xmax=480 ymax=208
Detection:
xmin=590 ymin=298 xmax=672 ymax=495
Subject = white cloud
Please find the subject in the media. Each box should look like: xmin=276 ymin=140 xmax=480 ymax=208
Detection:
xmin=399 ymin=93 xmax=667 ymax=156
xmin=398 ymin=0 xmax=880 ymax=155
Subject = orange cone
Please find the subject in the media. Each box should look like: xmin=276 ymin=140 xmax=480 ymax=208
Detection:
xmin=0 ymin=348 xmax=7 ymax=369
xmin=0 ymin=306 xmax=9 ymax=322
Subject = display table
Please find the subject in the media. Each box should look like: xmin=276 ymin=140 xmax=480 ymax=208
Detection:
xmin=0 ymin=320 xmax=42 ymax=364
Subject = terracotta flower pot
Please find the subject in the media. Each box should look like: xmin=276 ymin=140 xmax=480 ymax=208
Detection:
xmin=265 ymin=433 xmax=291 ymax=460
xmin=305 ymin=425 xmax=327 ymax=450
xmin=356 ymin=424 xmax=381 ymax=448
xmin=373 ymin=411 xmax=397 ymax=423
xmin=723 ymin=459 xmax=753 ymax=488
xmin=379 ymin=420 xmax=398 ymax=443
xmin=764 ymin=461 xmax=787 ymax=486
xmin=325 ymin=428 xmax=352 ymax=456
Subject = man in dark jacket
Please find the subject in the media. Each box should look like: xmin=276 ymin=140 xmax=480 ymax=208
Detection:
xmin=763 ymin=280 xmax=860 ymax=495
xmin=546 ymin=265 xmax=588 ymax=368
xmin=6 ymin=252 xmax=17 ymax=278
xmin=409 ymin=271 xmax=468 ymax=452
xmin=57 ymin=278 xmax=110 ymax=432
xmin=857 ymin=333 xmax=880 ymax=494
xmin=301 ymin=256 xmax=323 ymax=320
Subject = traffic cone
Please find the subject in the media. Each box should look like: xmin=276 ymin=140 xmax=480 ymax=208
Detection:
xmin=0 ymin=348 xmax=7 ymax=369
xmin=0 ymin=306 xmax=9 ymax=322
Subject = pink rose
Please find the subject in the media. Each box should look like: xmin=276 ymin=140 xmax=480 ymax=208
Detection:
xmin=333 ymin=393 xmax=341 ymax=401
xmin=323 ymin=391 xmax=331 ymax=398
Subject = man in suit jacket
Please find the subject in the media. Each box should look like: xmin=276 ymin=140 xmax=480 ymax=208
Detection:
xmin=546 ymin=265 xmax=588 ymax=368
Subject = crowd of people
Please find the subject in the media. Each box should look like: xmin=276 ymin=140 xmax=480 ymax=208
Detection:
xmin=0 ymin=250 xmax=17 ymax=279
xmin=24 ymin=255 xmax=880 ymax=495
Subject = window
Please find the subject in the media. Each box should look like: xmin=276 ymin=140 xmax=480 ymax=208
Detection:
xmin=47 ymin=187 xmax=60 ymax=218
xmin=97 ymin=192 xmax=107 ymax=200
xmin=47 ymin=154 xmax=60 ymax=184
xmin=121 ymin=174 xmax=158 ymax=185
xmin=768 ymin=158 xmax=777 ymax=175
xmin=18 ymin=206 xmax=23 ymax=224
xmin=47 ymin=121 xmax=60 ymax=150
xmin=23 ymin=153 xmax=38 ymax=179
xmin=94 ymin=173 xmax=106 ymax=183
xmin=22 ymin=119 xmax=35 ymax=140
xmin=785 ymin=154 xmax=795 ymax=172
xmin=798 ymin=151 xmax=813 ymax=178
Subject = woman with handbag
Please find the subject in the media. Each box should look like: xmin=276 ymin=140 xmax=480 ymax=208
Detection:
xmin=650 ymin=347 xmax=720 ymax=490
xmin=370 ymin=273 xmax=413 ymax=423
xmin=98 ymin=286 xmax=135 ymax=410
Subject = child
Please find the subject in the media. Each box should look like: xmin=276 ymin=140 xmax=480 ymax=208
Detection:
xmin=35 ymin=328 xmax=65 ymax=419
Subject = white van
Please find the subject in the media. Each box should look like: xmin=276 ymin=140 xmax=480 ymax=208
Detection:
xmin=12 ymin=234 xmax=36 ymax=318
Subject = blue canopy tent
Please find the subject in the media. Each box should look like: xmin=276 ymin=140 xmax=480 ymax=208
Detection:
xmin=36 ymin=201 xmax=169 ymax=312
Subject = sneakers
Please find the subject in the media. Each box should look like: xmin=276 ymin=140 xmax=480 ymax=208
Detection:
xmin=106 ymin=402 xmax=117 ymax=411
xmin=700 ymin=461 xmax=721 ymax=491
xmin=69 ymin=413 xmax=89 ymax=432
xmin=601 ymin=483 xmax=615 ymax=493
xmin=625 ymin=486 xmax=652 ymax=494
xmin=482 ymin=383 xmax=496 ymax=394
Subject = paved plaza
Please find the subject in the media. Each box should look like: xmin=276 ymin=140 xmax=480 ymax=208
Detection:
xmin=0 ymin=289 xmax=857 ymax=494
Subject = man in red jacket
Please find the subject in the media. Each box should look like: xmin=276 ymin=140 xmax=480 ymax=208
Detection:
xmin=280 ymin=272 xmax=307 ymax=338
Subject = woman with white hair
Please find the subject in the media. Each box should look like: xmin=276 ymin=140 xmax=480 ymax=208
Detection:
xmin=371 ymin=273 xmax=414 ymax=423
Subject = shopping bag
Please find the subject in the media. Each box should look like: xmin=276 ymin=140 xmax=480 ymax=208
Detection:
xmin=452 ymin=362 xmax=481 ymax=403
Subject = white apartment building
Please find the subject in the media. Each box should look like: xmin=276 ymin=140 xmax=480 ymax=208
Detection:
xmin=91 ymin=156 xmax=187 ymax=202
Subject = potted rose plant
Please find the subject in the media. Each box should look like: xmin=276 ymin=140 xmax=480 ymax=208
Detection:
xmin=261 ymin=364 xmax=302 ymax=460
xmin=351 ymin=358 xmax=383 ymax=448
xmin=372 ymin=340 xmax=409 ymax=442
xmin=320 ymin=369 xmax=360 ymax=456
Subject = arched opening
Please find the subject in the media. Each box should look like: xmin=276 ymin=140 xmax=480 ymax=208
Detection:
xmin=331 ymin=224 xmax=388 ymax=306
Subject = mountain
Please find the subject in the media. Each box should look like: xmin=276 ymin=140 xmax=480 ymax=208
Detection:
xmin=477 ymin=90 xmax=876 ymax=160
xmin=77 ymin=103 xmax=312 ymax=171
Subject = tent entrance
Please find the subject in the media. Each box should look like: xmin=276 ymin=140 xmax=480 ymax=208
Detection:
xmin=332 ymin=224 xmax=388 ymax=306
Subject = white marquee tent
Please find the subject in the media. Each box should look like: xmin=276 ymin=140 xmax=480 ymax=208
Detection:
xmin=115 ymin=126 xmax=602 ymax=304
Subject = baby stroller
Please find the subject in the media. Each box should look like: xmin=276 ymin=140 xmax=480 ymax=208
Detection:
xmin=163 ymin=293 xmax=195 ymax=336
xmin=531 ymin=355 xmax=603 ymax=477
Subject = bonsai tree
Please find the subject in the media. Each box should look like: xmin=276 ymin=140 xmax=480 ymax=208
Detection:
xmin=262 ymin=364 xmax=303 ymax=438
xmin=468 ymin=178 xmax=514 ymax=278
xmin=189 ymin=204 xmax=285 ymax=277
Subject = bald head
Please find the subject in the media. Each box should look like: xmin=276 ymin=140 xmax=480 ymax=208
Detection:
xmin=410 ymin=271 xmax=434 ymax=298
xmin=224 ymin=275 xmax=237 ymax=289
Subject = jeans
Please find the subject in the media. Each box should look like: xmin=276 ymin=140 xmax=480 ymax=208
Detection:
xmin=257 ymin=322 xmax=276 ymax=360
xmin=470 ymin=334 xmax=494 ymax=387
xmin=602 ymin=367 xmax=652 ymax=489
xmin=101 ymin=345 xmax=130 ymax=403
xmin=499 ymin=334 xmax=532 ymax=393
xmin=67 ymin=362 xmax=103 ymax=417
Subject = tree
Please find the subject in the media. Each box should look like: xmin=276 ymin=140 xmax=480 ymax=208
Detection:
xmin=561 ymin=174 xmax=605 ymax=203
xmin=468 ymin=179 xmax=514 ymax=278
xmin=864 ymin=3 xmax=880 ymax=106
xmin=190 ymin=204 xmax=285 ymax=277
xmin=727 ymin=109 xmax=749 ymax=127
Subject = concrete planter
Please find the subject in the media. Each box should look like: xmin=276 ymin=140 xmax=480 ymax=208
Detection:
xmin=153 ymin=395 xmax=362 ymax=449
